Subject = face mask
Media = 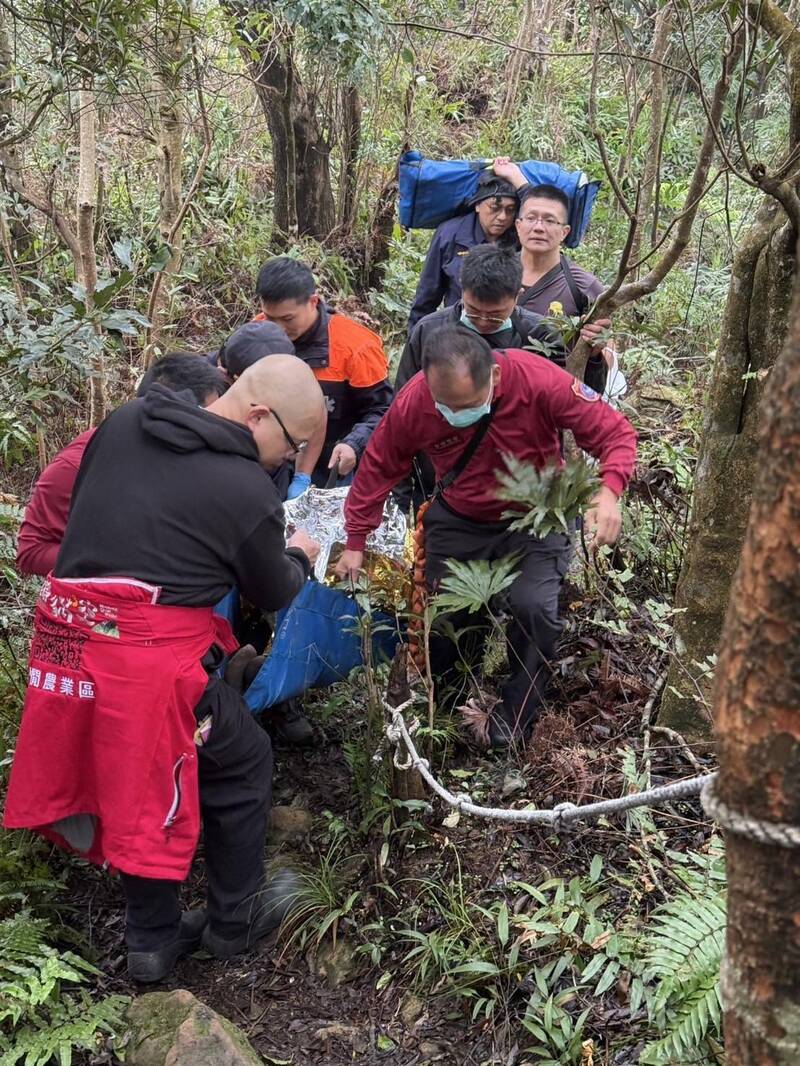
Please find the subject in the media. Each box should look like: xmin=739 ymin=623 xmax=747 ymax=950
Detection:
xmin=435 ymin=378 xmax=494 ymax=428
xmin=459 ymin=310 xmax=513 ymax=334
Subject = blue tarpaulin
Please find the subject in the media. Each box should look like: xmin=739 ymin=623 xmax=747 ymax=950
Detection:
xmin=244 ymin=580 xmax=401 ymax=712
xmin=398 ymin=151 xmax=601 ymax=248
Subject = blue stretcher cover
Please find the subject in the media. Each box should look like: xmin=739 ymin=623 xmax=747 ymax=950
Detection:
xmin=398 ymin=151 xmax=601 ymax=248
xmin=243 ymin=579 xmax=401 ymax=712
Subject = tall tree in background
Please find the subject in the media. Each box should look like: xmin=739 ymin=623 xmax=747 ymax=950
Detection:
xmin=712 ymin=248 xmax=800 ymax=1065
xmin=660 ymin=0 xmax=800 ymax=736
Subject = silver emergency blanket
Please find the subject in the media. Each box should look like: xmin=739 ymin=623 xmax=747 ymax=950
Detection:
xmin=283 ymin=486 xmax=409 ymax=583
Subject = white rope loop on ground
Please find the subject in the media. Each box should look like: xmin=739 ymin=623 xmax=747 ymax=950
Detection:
xmin=383 ymin=698 xmax=715 ymax=829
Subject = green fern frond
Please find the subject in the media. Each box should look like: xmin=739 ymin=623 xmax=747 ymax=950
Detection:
xmin=0 ymin=916 xmax=129 ymax=1066
xmin=434 ymin=554 xmax=521 ymax=616
xmin=639 ymin=879 xmax=726 ymax=1065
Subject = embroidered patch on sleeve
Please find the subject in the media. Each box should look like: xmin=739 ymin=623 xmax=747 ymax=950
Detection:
xmin=571 ymin=378 xmax=600 ymax=403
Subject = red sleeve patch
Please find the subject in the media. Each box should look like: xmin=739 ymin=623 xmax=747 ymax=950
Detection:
xmin=571 ymin=378 xmax=600 ymax=402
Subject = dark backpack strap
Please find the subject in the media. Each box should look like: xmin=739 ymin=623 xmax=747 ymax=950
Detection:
xmin=559 ymin=254 xmax=589 ymax=316
xmin=431 ymin=404 xmax=497 ymax=500
xmin=517 ymin=262 xmax=563 ymax=309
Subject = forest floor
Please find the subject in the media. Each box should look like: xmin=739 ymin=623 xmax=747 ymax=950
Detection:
xmin=64 ymin=565 xmax=719 ymax=1066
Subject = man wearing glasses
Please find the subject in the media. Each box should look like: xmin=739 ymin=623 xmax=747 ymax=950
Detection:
xmin=255 ymin=256 xmax=393 ymax=495
xmin=492 ymin=161 xmax=623 ymax=402
xmin=394 ymin=242 xmax=607 ymax=511
xmin=5 ymin=356 xmax=325 ymax=982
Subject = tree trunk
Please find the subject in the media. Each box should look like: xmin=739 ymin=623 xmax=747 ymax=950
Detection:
xmin=362 ymin=172 xmax=398 ymax=293
xmin=248 ymin=29 xmax=334 ymax=242
xmin=660 ymin=202 xmax=795 ymax=737
xmin=337 ymin=82 xmax=361 ymax=236
xmin=76 ymin=81 xmax=106 ymax=425
xmin=628 ymin=5 xmax=671 ymax=273
xmin=386 ymin=647 xmax=426 ymax=803
xmin=713 ymin=251 xmax=800 ymax=1063
xmin=148 ymin=27 xmax=185 ymax=352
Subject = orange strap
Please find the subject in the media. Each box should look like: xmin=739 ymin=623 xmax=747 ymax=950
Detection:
xmin=408 ymin=501 xmax=431 ymax=676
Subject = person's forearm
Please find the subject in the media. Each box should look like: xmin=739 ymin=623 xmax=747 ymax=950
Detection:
xmin=295 ymin=416 xmax=326 ymax=477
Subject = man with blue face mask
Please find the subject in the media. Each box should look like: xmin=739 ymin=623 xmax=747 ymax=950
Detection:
xmin=335 ymin=326 xmax=637 ymax=748
xmin=395 ymin=243 xmax=579 ymax=512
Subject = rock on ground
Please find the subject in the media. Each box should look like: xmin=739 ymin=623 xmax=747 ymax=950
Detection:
xmin=126 ymin=989 xmax=262 ymax=1066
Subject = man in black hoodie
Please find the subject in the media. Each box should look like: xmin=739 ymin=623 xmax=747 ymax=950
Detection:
xmin=51 ymin=355 xmax=325 ymax=981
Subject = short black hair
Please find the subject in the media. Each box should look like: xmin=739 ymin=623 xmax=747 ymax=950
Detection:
xmin=421 ymin=326 xmax=494 ymax=388
xmin=256 ymin=257 xmax=317 ymax=304
xmin=519 ymin=184 xmax=570 ymax=218
xmin=460 ymin=243 xmax=522 ymax=301
xmin=137 ymin=353 xmax=222 ymax=405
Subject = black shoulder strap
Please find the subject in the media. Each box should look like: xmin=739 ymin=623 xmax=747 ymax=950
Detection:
xmin=517 ymin=262 xmax=563 ymax=309
xmin=432 ymin=404 xmax=497 ymax=500
xmin=559 ymin=254 xmax=589 ymax=316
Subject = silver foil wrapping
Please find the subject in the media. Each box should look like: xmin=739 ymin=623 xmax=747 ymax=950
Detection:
xmin=283 ymin=486 xmax=409 ymax=582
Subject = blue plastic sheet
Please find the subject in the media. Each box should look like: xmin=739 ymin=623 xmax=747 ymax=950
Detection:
xmin=244 ymin=580 xmax=401 ymax=712
xmin=398 ymin=151 xmax=601 ymax=248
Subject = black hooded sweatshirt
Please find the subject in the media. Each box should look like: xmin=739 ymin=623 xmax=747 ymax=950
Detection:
xmin=55 ymin=385 xmax=310 ymax=608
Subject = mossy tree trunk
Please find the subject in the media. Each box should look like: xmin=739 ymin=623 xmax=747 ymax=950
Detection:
xmin=713 ymin=254 xmax=800 ymax=1063
xmin=660 ymin=204 xmax=795 ymax=736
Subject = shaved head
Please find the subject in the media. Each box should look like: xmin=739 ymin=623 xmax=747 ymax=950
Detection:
xmin=208 ymin=353 xmax=325 ymax=469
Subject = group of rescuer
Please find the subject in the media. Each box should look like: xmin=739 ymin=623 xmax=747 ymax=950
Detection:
xmin=7 ymin=159 xmax=636 ymax=983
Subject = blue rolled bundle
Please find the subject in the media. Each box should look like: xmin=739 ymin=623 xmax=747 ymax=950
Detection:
xmin=398 ymin=151 xmax=601 ymax=248
xmin=243 ymin=580 xmax=402 ymax=712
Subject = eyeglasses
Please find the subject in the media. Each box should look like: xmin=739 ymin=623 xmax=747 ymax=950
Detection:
xmin=462 ymin=303 xmax=512 ymax=325
xmin=518 ymin=214 xmax=567 ymax=229
xmin=270 ymin=408 xmax=307 ymax=454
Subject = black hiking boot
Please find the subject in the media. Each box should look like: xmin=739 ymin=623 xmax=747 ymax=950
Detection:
xmin=127 ymin=908 xmax=207 ymax=984
xmin=272 ymin=699 xmax=314 ymax=746
xmin=201 ymin=870 xmax=301 ymax=960
xmin=487 ymin=704 xmax=539 ymax=750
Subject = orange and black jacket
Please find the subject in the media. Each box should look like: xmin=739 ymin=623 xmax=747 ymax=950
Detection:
xmin=258 ymin=305 xmax=393 ymax=485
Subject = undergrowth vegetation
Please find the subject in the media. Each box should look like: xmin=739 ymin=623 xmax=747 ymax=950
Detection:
xmin=1 ymin=0 xmax=781 ymax=1058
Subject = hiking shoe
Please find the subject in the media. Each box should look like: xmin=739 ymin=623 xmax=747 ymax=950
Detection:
xmin=273 ymin=700 xmax=314 ymax=746
xmin=488 ymin=705 xmax=539 ymax=750
xmin=201 ymin=869 xmax=301 ymax=960
xmin=127 ymin=908 xmax=207 ymax=983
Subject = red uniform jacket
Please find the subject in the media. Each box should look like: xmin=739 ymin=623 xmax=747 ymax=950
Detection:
xmin=4 ymin=576 xmax=237 ymax=880
xmin=344 ymin=349 xmax=637 ymax=549
xmin=16 ymin=429 xmax=95 ymax=577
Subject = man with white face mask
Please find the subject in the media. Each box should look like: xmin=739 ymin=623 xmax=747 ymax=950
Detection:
xmin=336 ymin=327 xmax=637 ymax=748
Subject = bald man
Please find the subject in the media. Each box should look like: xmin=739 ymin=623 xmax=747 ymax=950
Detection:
xmin=4 ymin=357 xmax=325 ymax=982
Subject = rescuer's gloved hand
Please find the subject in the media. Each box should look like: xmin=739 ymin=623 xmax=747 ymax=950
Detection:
xmin=286 ymin=473 xmax=311 ymax=500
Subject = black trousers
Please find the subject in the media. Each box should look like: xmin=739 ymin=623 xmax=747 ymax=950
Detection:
xmin=423 ymin=499 xmax=572 ymax=731
xmin=120 ymin=675 xmax=272 ymax=951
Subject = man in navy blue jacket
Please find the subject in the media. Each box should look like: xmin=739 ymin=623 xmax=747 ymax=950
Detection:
xmin=408 ymin=170 xmax=518 ymax=331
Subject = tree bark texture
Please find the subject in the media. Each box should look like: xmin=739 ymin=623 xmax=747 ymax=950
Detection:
xmin=337 ymin=82 xmax=361 ymax=236
xmin=386 ymin=647 xmax=426 ymax=803
xmin=713 ymin=245 xmax=800 ymax=1064
xmin=76 ymin=81 xmax=106 ymax=425
xmin=248 ymin=30 xmax=335 ymax=242
xmin=660 ymin=207 xmax=796 ymax=737
xmin=148 ymin=26 xmax=185 ymax=351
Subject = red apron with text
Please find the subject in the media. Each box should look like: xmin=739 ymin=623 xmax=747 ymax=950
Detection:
xmin=3 ymin=576 xmax=237 ymax=880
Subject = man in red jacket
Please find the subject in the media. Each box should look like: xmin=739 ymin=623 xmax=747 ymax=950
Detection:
xmin=336 ymin=326 xmax=637 ymax=747
xmin=16 ymin=353 xmax=223 ymax=578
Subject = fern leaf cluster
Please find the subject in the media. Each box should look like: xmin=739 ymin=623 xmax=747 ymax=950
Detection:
xmin=639 ymin=888 xmax=726 ymax=1064
xmin=0 ymin=914 xmax=129 ymax=1066
xmin=495 ymin=454 xmax=599 ymax=539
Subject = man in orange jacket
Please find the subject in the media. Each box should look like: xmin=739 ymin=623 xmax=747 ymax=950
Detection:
xmin=255 ymin=257 xmax=393 ymax=497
